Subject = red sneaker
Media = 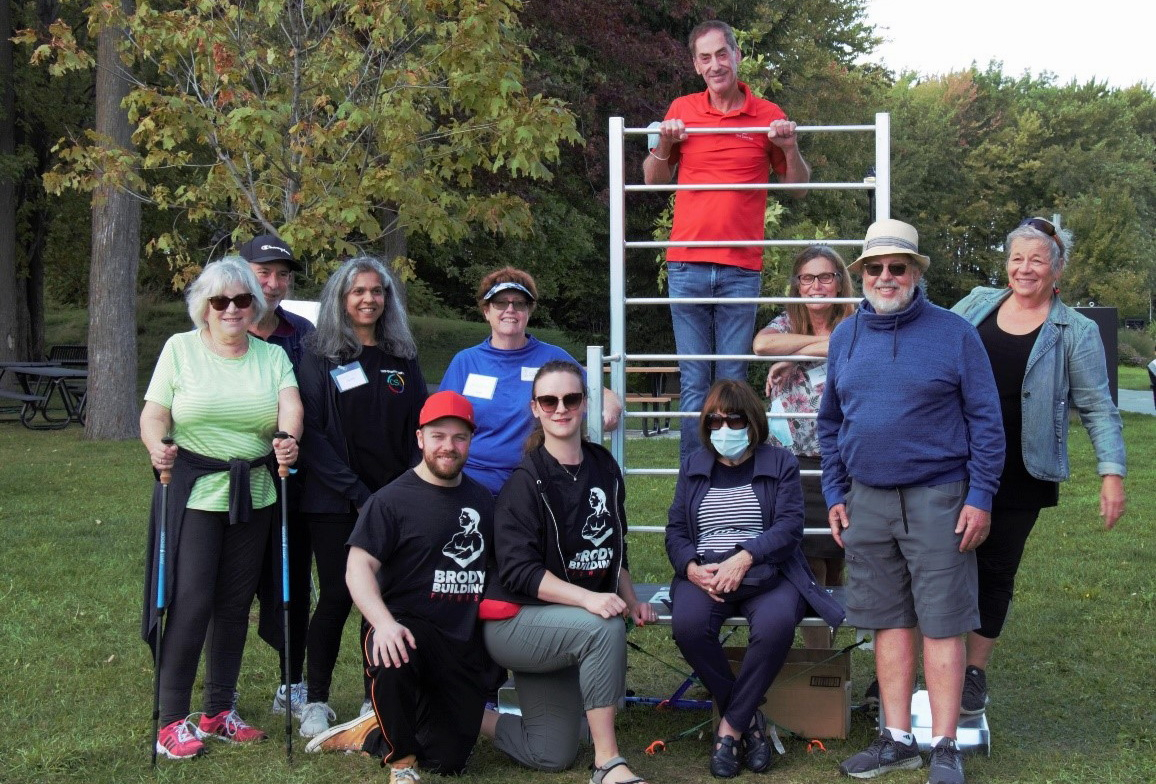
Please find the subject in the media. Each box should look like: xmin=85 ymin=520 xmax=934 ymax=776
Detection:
xmin=196 ymin=709 xmax=268 ymax=744
xmin=156 ymin=718 xmax=205 ymax=760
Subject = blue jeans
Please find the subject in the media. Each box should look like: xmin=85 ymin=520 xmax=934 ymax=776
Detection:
xmin=667 ymin=261 xmax=761 ymax=461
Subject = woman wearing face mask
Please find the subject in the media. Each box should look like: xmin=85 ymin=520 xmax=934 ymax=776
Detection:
xmin=665 ymin=379 xmax=843 ymax=779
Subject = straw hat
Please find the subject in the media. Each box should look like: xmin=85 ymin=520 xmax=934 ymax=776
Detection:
xmin=849 ymin=219 xmax=931 ymax=273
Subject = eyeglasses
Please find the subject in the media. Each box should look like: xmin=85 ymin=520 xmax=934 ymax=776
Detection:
xmin=534 ymin=392 xmax=585 ymax=412
xmin=705 ymin=412 xmax=748 ymax=430
xmin=489 ymin=298 xmax=530 ymax=313
xmin=794 ymin=272 xmax=840 ymax=286
xmin=208 ymin=293 xmax=255 ymax=311
xmin=861 ymin=261 xmax=909 ymax=278
xmin=1019 ymin=216 xmax=1065 ymax=254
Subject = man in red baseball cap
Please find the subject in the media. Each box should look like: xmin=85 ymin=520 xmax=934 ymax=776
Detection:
xmin=306 ymin=390 xmax=494 ymax=783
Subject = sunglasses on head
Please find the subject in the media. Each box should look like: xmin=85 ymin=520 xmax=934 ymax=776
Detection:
xmin=1019 ymin=216 xmax=1065 ymax=253
xmin=861 ymin=260 xmax=909 ymax=278
xmin=208 ymin=293 xmax=255 ymax=311
xmin=534 ymin=392 xmax=585 ymax=412
xmin=705 ymin=412 xmax=748 ymax=430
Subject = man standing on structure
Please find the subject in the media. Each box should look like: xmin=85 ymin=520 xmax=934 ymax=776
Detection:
xmin=644 ymin=19 xmax=811 ymax=461
xmin=818 ymin=220 xmax=1004 ymax=784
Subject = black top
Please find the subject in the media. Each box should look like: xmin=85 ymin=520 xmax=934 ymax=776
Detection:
xmin=486 ymin=442 xmax=628 ymax=605
xmin=347 ymin=470 xmax=495 ymax=643
xmin=977 ymin=312 xmax=1059 ymax=510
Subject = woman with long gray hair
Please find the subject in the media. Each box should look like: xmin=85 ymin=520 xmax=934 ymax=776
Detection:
xmin=295 ymin=256 xmax=427 ymax=738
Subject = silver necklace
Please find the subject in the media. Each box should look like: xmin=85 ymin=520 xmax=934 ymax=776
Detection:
xmin=559 ymin=462 xmax=582 ymax=482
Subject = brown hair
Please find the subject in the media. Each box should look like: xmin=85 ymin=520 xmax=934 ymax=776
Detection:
xmin=523 ymin=360 xmax=587 ymax=453
xmin=697 ymin=379 xmax=769 ymax=456
xmin=784 ymin=245 xmax=856 ymax=334
xmin=475 ymin=266 xmax=539 ymax=314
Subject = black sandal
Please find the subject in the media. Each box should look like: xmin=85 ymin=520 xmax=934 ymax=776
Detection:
xmin=709 ymin=734 xmax=742 ymax=778
xmin=742 ymin=709 xmax=773 ymax=772
xmin=590 ymin=755 xmax=647 ymax=784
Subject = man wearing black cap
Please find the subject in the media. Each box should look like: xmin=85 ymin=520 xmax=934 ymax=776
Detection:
xmin=237 ymin=233 xmax=316 ymax=722
xmin=305 ymin=391 xmax=495 ymax=784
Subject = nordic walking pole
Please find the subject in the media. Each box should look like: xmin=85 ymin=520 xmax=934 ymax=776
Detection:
xmin=151 ymin=436 xmax=174 ymax=767
xmin=273 ymin=431 xmax=293 ymax=762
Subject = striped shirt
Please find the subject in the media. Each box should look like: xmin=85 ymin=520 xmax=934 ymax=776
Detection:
xmin=696 ymin=482 xmax=763 ymax=555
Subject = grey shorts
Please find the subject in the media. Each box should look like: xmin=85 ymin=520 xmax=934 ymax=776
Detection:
xmin=842 ymin=479 xmax=978 ymax=638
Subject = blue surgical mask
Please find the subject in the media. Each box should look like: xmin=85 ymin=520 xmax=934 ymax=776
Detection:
xmin=710 ymin=426 xmax=750 ymax=460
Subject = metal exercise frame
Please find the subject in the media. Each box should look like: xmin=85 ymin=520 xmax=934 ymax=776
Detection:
xmin=587 ymin=113 xmax=891 ymax=535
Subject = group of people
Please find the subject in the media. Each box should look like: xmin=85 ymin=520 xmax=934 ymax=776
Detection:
xmin=138 ymin=16 xmax=1127 ymax=784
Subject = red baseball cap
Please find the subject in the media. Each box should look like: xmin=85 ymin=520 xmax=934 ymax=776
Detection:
xmin=419 ymin=391 xmax=476 ymax=431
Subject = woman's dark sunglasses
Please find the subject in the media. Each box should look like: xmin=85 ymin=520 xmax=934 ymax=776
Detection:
xmin=706 ymin=412 xmax=748 ymax=430
xmin=208 ymin=293 xmax=255 ymax=311
xmin=534 ymin=392 xmax=585 ymax=412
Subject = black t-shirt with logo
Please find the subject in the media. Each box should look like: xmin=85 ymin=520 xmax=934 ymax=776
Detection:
xmin=347 ymin=469 xmax=495 ymax=643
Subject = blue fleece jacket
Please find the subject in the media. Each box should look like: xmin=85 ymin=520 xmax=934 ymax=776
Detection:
xmin=817 ymin=288 xmax=1005 ymax=511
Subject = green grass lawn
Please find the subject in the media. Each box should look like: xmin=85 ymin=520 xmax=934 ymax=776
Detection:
xmin=1 ymin=413 xmax=1153 ymax=784
xmin=1118 ymin=365 xmax=1152 ymax=391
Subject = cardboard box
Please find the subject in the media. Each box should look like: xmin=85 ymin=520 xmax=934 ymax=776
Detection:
xmin=722 ymin=646 xmax=851 ymax=739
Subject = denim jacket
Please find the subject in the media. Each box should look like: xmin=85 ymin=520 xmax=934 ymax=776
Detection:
xmin=951 ymin=287 xmax=1125 ymax=481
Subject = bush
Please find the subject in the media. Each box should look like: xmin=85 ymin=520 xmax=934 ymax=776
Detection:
xmin=1117 ymin=328 xmax=1153 ymax=366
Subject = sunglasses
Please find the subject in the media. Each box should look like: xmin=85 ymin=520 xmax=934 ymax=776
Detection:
xmin=861 ymin=261 xmax=909 ymax=278
xmin=705 ymin=412 xmax=748 ymax=430
xmin=489 ymin=298 xmax=530 ymax=313
xmin=794 ymin=272 xmax=840 ymax=286
xmin=208 ymin=293 xmax=255 ymax=311
xmin=534 ymin=392 xmax=585 ymax=412
xmin=1019 ymin=216 xmax=1065 ymax=253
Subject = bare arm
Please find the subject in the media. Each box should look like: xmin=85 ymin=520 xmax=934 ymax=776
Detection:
xmin=642 ymin=119 xmax=686 ymax=185
xmin=347 ymin=546 xmax=415 ymax=667
xmin=616 ymin=568 xmax=657 ymax=626
xmin=767 ymin=118 xmax=811 ymax=197
xmin=752 ymin=329 xmax=830 ymax=358
xmin=536 ymin=570 xmax=627 ymax=619
xmin=140 ymin=401 xmax=177 ymax=471
xmin=601 ymin=386 xmax=623 ymax=431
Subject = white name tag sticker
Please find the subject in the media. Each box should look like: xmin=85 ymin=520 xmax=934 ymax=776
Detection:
xmin=462 ymin=373 xmax=498 ymax=400
xmin=332 ymin=362 xmax=369 ymax=392
xmin=520 ymin=366 xmax=539 ymax=382
xmin=806 ymin=364 xmax=827 ymax=389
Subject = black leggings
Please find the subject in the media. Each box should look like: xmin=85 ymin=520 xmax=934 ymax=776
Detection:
xmin=159 ymin=506 xmax=272 ymax=724
xmin=975 ymin=506 xmax=1040 ymax=639
xmin=305 ymin=518 xmax=369 ymax=703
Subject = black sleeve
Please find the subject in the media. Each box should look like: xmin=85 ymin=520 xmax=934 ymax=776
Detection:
xmin=299 ymin=350 xmax=373 ymax=506
xmin=493 ymin=467 xmax=550 ymax=600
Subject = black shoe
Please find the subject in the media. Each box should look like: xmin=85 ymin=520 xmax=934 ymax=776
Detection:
xmin=960 ymin=666 xmax=988 ymax=715
xmin=741 ymin=710 xmax=773 ymax=773
xmin=838 ymin=730 xmax=922 ymax=779
xmin=710 ymin=734 xmax=742 ymax=779
xmin=927 ymin=737 xmax=965 ymax=784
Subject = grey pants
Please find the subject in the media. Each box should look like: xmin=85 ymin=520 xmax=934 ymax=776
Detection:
xmin=483 ymin=604 xmax=626 ymax=772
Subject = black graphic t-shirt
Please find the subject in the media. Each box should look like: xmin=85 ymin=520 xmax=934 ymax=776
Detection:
xmin=348 ymin=469 xmax=495 ymax=643
xmin=540 ymin=449 xmax=621 ymax=589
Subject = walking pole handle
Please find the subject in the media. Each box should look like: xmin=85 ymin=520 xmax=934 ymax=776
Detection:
xmin=273 ymin=431 xmax=291 ymax=478
xmin=160 ymin=436 xmax=174 ymax=485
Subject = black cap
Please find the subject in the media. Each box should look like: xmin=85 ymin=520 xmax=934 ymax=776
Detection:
xmin=237 ymin=234 xmax=301 ymax=271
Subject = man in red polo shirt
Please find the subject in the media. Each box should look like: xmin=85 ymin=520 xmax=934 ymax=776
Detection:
xmin=644 ymin=20 xmax=811 ymax=461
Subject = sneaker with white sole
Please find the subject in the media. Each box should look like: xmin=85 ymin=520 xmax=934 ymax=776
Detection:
xmin=389 ymin=755 xmax=421 ymax=783
xmin=156 ymin=717 xmax=205 ymax=760
xmin=839 ymin=729 xmax=922 ymax=778
xmin=195 ymin=709 xmax=268 ymax=744
xmin=299 ymin=701 xmax=336 ymax=738
xmin=305 ymin=711 xmax=378 ymax=754
xmin=960 ymin=666 xmax=988 ymax=715
xmin=272 ymin=681 xmax=308 ymax=719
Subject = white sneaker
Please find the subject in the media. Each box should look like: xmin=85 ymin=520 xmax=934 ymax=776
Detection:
xmin=299 ymin=701 xmax=336 ymax=738
xmin=272 ymin=681 xmax=308 ymax=719
xmin=360 ymin=699 xmax=373 ymax=717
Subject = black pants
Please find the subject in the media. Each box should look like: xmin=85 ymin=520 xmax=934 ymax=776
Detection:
xmin=305 ymin=517 xmax=369 ymax=702
xmin=159 ymin=506 xmax=272 ymax=724
xmin=975 ymin=506 xmax=1040 ymax=639
xmin=256 ymin=505 xmax=311 ymax=682
xmin=361 ymin=617 xmax=486 ymax=774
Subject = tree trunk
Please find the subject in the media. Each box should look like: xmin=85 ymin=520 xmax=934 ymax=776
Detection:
xmin=86 ymin=0 xmax=141 ymax=440
xmin=0 ymin=0 xmax=30 ymax=366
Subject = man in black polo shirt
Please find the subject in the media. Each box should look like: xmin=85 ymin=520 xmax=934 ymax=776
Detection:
xmin=305 ymin=392 xmax=494 ymax=783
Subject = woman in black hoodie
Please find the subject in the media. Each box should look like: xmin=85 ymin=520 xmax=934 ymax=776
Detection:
xmin=479 ymin=361 xmax=657 ymax=784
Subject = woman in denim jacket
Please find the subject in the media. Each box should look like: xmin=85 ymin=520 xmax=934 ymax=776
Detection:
xmin=951 ymin=217 xmax=1125 ymax=715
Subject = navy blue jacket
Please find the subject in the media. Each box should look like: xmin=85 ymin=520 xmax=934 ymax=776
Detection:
xmin=666 ymin=444 xmax=844 ymax=628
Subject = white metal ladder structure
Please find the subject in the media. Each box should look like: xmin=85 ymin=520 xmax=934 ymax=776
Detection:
xmin=587 ymin=112 xmax=892 ymax=535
